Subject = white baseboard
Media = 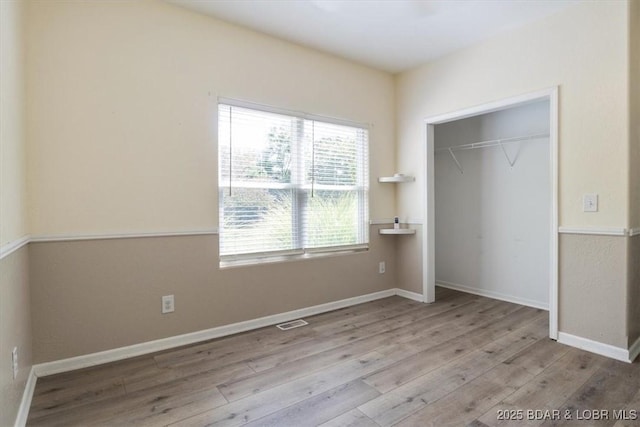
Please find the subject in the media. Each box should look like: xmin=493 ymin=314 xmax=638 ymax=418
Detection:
xmin=395 ymin=289 xmax=424 ymax=302
xmin=436 ymin=281 xmax=548 ymax=311
xmin=34 ymin=288 xmax=402 ymax=377
xmin=629 ymin=336 xmax=640 ymax=363
xmin=558 ymin=332 xmax=630 ymax=363
xmin=14 ymin=367 xmax=37 ymax=427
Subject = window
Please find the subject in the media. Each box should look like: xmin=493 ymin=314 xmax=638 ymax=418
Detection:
xmin=218 ymin=100 xmax=369 ymax=262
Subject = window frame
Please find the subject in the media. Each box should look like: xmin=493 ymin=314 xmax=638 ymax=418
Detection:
xmin=217 ymin=98 xmax=370 ymax=265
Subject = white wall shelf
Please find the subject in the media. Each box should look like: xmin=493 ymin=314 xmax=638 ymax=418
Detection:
xmin=379 ymin=228 xmax=416 ymax=235
xmin=378 ymin=174 xmax=415 ymax=183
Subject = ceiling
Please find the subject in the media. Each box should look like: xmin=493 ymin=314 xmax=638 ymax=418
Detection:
xmin=168 ymin=0 xmax=579 ymax=74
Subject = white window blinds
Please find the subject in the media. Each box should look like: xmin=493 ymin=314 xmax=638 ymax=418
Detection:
xmin=218 ymin=102 xmax=369 ymax=260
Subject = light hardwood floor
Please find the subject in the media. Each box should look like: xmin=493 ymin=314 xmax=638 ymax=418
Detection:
xmin=27 ymin=288 xmax=640 ymax=426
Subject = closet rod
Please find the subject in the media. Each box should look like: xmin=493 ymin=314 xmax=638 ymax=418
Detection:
xmin=434 ymin=132 xmax=549 ymax=153
xmin=435 ymin=132 xmax=549 ymax=174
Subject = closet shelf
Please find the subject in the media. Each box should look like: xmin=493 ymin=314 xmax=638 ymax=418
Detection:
xmin=378 ymin=174 xmax=415 ymax=183
xmin=379 ymin=228 xmax=416 ymax=235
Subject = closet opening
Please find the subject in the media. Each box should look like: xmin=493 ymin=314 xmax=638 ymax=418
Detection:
xmin=422 ymin=88 xmax=558 ymax=339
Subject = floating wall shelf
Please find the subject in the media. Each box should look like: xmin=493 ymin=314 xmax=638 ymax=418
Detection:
xmin=378 ymin=174 xmax=415 ymax=183
xmin=379 ymin=228 xmax=416 ymax=235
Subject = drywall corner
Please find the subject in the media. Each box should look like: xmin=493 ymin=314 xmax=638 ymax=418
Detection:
xmin=0 ymin=246 xmax=33 ymax=427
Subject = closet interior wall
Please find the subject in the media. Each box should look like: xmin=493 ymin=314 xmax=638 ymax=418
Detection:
xmin=434 ymin=100 xmax=550 ymax=308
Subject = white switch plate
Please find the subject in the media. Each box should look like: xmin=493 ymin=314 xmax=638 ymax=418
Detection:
xmin=162 ymin=295 xmax=175 ymax=314
xmin=379 ymin=261 xmax=386 ymax=274
xmin=583 ymin=194 xmax=598 ymax=212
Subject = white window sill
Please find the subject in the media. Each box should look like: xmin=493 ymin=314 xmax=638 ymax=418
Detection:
xmin=219 ymin=246 xmax=369 ymax=269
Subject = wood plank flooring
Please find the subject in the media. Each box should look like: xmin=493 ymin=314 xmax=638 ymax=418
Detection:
xmin=27 ymin=288 xmax=640 ymax=426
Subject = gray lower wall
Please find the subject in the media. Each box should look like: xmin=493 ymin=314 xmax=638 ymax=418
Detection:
xmin=628 ymin=234 xmax=640 ymax=347
xmin=397 ymin=225 xmax=423 ymax=294
xmin=0 ymin=245 xmax=32 ymax=427
xmin=21 ymin=228 xmax=638 ymax=367
xmin=559 ymin=233 xmax=628 ymax=348
xmin=29 ymin=227 xmax=397 ymax=363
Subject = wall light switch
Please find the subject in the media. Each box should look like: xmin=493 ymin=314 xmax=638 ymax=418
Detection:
xmin=583 ymin=194 xmax=598 ymax=212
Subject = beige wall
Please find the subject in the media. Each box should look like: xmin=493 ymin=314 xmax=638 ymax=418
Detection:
xmin=25 ymin=0 xmax=398 ymax=363
xmin=394 ymin=1 xmax=632 ymax=347
xmin=630 ymin=0 xmax=640 ymax=228
xmin=26 ymin=0 xmax=396 ymax=236
xmin=1 ymin=0 xmax=28 ymax=246
xmin=628 ymin=0 xmax=640 ymax=351
xmin=396 ymin=1 xmax=629 ymax=229
xmin=1 ymin=1 xmax=33 ymax=425
xmin=29 ymin=231 xmax=396 ymax=363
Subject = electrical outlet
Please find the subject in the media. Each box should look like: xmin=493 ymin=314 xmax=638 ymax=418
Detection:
xmin=12 ymin=347 xmax=18 ymax=380
xmin=379 ymin=261 xmax=386 ymax=274
xmin=162 ymin=295 xmax=175 ymax=314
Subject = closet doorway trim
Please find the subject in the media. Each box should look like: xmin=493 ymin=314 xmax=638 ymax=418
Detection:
xmin=422 ymin=87 xmax=559 ymax=340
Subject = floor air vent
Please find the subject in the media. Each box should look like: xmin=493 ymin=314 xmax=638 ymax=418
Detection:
xmin=276 ymin=319 xmax=308 ymax=331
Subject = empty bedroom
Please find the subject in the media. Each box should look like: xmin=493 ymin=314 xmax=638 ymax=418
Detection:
xmin=1 ymin=0 xmax=639 ymax=426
